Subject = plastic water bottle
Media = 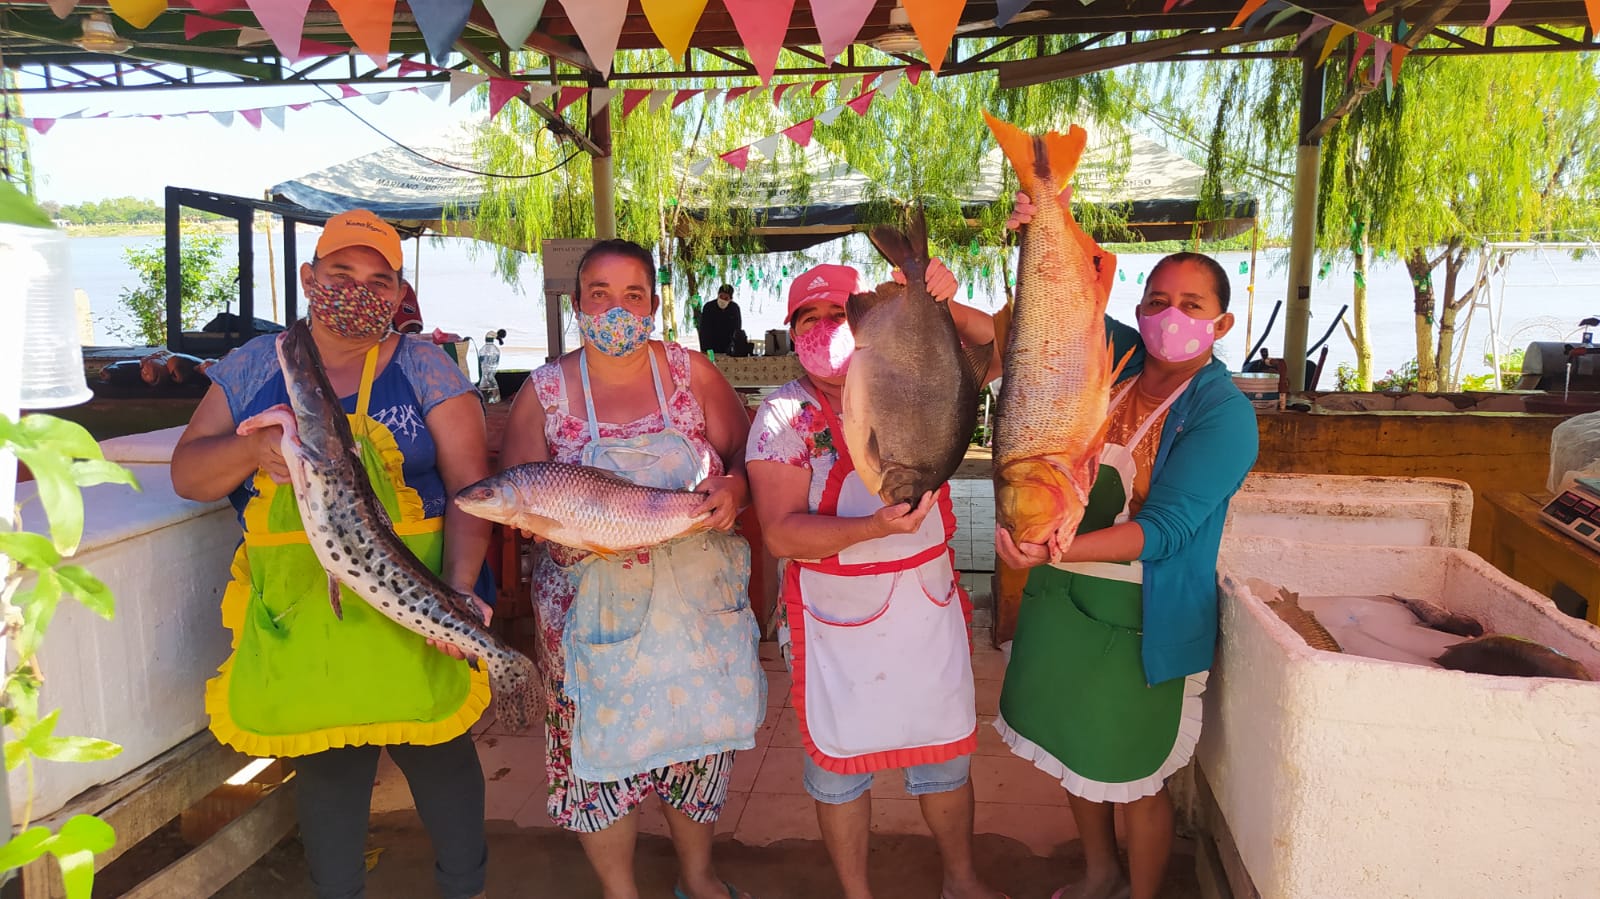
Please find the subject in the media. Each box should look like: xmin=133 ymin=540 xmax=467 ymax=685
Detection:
xmin=478 ymin=329 xmax=505 ymax=404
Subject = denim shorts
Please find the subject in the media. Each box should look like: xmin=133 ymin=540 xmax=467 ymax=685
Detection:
xmin=802 ymin=753 xmax=971 ymax=805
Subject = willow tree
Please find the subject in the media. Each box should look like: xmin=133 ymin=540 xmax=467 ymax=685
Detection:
xmin=464 ymin=38 xmax=1139 ymax=335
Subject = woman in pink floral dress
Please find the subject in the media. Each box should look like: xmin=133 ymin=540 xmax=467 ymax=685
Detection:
xmin=500 ymin=240 xmax=758 ymax=899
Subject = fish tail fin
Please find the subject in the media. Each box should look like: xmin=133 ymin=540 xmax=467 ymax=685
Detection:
xmin=982 ymin=111 xmax=1084 ymax=200
xmin=1107 ymin=340 xmax=1137 ymax=385
xmin=488 ymin=651 xmax=543 ymax=733
xmin=993 ymin=301 xmax=1013 ymax=358
xmin=867 ymin=205 xmax=929 ymax=283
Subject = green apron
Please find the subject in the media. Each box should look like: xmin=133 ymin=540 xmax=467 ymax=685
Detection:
xmin=998 ymin=377 xmax=1202 ymax=796
xmin=205 ymin=345 xmax=489 ymax=758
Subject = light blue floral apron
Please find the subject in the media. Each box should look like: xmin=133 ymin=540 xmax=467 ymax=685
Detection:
xmin=563 ymin=349 xmax=766 ymax=783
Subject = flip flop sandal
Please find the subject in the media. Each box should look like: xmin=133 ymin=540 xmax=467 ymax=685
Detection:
xmin=673 ymin=882 xmax=744 ymax=899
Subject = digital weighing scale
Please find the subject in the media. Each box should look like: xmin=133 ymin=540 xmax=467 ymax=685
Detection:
xmin=1539 ymin=477 xmax=1600 ymax=555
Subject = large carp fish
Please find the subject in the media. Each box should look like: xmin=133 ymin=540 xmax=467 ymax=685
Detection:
xmin=841 ymin=207 xmax=994 ymax=506
xmin=236 ymin=320 xmax=541 ymax=732
xmin=455 ymin=461 xmax=709 ymax=557
xmin=984 ymin=112 xmax=1133 ymax=550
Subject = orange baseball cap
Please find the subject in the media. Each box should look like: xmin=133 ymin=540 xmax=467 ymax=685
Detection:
xmin=316 ymin=209 xmax=403 ymax=269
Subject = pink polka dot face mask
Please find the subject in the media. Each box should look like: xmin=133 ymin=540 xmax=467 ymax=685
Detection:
xmin=1137 ymin=304 xmax=1219 ymax=363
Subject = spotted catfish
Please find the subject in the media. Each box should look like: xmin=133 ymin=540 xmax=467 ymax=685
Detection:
xmin=236 ymin=319 xmax=541 ymax=731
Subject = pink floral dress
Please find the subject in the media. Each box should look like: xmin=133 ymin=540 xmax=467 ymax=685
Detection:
xmin=529 ymin=341 xmax=735 ymax=833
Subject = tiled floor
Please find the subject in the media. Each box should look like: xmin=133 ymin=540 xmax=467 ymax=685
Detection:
xmin=371 ymin=627 xmax=1094 ymax=859
xmin=949 ymin=480 xmax=998 ymax=574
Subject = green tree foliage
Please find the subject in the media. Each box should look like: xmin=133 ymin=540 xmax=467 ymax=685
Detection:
xmin=114 ymin=233 xmax=239 ymax=346
xmin=55 ymin=197 xmax=163 ymax=226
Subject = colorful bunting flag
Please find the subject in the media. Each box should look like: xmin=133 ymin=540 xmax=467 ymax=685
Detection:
xmin=189 ymin=0 xmax=231 ymax=12
xmin=339 ymin=84 xmax=362 ymax=98
xmin=724 ymin=0 xmax=797 ymax=85
xmin=846 ymin=90 xmax=876 ymax=115
xmin=1588 ymin=0 xmax=1600 ymax=36
xmin=1295 ymin=15 xmax=1331 ymax=48
xmin=994 ymin=0 xmax=1037 ymax=28
xmin=558 ymin=0 xmax=628 ymax=78
xmin=782 ymin=119 xmax=816 ymax=146
xmin=590 ymin=87 xmax=616 ymax=114
xmin=211 ymin=110 xmax=235 ymax=127
xmin=298 ymin=38 xmax=350 ymax=57
xmin=859 ymin=72 xmax=881 ymax=95
xmin=1364 ymin=0 xmax=1380 ymax=12
xmin=726 ymin=86 xmax=758 ymax=103
xmin=811 ymin=0 xmax=875 ymax=63
xmin=555 ymin=85 xmax=588 ymax=114
xmin=46 ymin=0 xmax=77 ymax=17
xmin=772 ymin=82 xmax=798 ymax=106
xmin=449 ymin=70 xmax=488 ymax=103
xmin=622 ymin=88 xmax=652 ymax=117
xmin=263 ymin=106 xmax=287 ymax=129
xmin=109 ymin=0 xmax=167 ymax=30
xmin=237 ymin=26 xmax=269 ymax=46
xmin=906 ymin=64 xmax=926 ymax=85
xmin=811 ymin=79 xmax=830 ymax=96
xmin=484 ymin=0 xmax=548 ymax=51
xmin=30 ymin=118 xmax=56 ymax=135
xmin=488 ymin=78 xmax=526 ymax=117
xmin=527 ymin=84 xmax=559 ymax=104
xmin=648 ymin=89 xmax=674 ymax=114
xmin=1317 ymin=23 xmax=1354 ymax=67
xmin=409 ymin=0 xmax=474 ymax=60
xmin=1350 ymin=32 xmax=1374 ymax=82
xmin=246 ymin=0 xmax=312 ymax=60
xmin=817 ymin=104 xmax=846 ymax=125
xmin=641 ymin=0 xmax=707 ymax=63
xmin=329 ymin=0 xmax=395 ymax=66
xmin=901 ymin=0 xmax=965 ymax=73
xmin=702 ymin=87 xmax=725 ymax=105
xmin=1483 ymin=0 xmax=1513 ymax=26
xmin=1389 ymin=43 xmax=1411 ymax=79
xmin=184 ymin=15 xmax=238 ymax=40
xmin=721 ymin=146 xmax=751 ymax=171
xmin=1230 ymin=0 xmax=1271 ymax=29
xmin=753 ymin=134 xmax=782 ymax=159
xmin=419 ymin=83 xmax=446 ymax=102
xmin=239 ymin=108 xmax=263 ymax=129
xmin=690 ymin=158 xmax=712 ymax=176
xmin=673 ymin=88 xmax=704 ymax=110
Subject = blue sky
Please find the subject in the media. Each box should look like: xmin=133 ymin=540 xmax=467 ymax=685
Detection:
xmin=22 ymin=82 xmax=479 ymax=204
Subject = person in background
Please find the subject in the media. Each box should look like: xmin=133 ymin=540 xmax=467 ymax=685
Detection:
xmin=697 ymin=282 xmax=742 ymax=356
xmin=500 ymin=240 xmax=761 ymax=899
xmin=995 ymin=192 xmax=1258 ymax=899
xmin=171 ymin=210 xmax=494 ymax=899
xmin=393 ymin=280 xmax=424 ymax=334
xmin=746 ymin=262 xmax=1007 ymax=899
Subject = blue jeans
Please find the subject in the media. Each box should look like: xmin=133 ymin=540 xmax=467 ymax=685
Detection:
xmin=802 ymin=753 xmax=971 ymax=805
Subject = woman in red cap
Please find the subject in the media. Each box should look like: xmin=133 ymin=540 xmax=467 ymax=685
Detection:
xmin=746 ymin=261 xmax=1007 ymax=899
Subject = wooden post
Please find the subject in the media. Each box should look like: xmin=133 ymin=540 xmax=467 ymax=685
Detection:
xmin=1283 ymin=53 xmax=1324 ymax=394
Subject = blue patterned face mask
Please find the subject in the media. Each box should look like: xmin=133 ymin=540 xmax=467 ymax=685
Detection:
xmin=579 ymin=306 xmax=654 ymax=357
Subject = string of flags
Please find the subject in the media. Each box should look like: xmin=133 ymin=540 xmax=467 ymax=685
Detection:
xmin=1231 ymin=1 xmax=1417 ymax=86
xmin=8 ymin=83 xmax=444 ymax=135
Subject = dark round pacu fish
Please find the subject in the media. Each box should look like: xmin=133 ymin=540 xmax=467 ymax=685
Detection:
xmin=139 ymin=351 xmax=173 ymax=386
xmin=165 ymin=352 xmax=209 ymax=385
xmin=1435 ymin=635 xmax=1595 ymax=681
xmin=100 ymin=360 xmax=144 ymax=386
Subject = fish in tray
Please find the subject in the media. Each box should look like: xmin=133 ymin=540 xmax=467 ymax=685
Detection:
xmin=1387 ymin=593 xmax=1484 ymax=637
xmin=983 ymin=112 xmax=1134 ymax=550
xmin=839 ymin=206 xmax=993 ymax=506
xmin=1436 ymin=635 xmax=1595 ymax=681
xmin=236 ymin=319 xmax=541 ymax=732
xmin=454 ymin=461 xmax=710 ymax=557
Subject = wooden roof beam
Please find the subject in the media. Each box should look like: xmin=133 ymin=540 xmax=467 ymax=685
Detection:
xmin=996 ymin=24 xmax=1300 ymax=87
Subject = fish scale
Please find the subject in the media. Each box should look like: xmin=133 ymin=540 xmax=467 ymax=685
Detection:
xmin=454 ymin=462 xmax=708 ymax=556
xmin=237 ymin=321 xmax=541 ymax=733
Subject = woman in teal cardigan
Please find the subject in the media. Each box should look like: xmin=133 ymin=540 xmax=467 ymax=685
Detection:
xmin=994 ymin=194 xmax=1258 ymax=899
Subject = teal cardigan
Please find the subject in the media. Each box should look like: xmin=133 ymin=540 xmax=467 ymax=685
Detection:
xmin=1104 ymin=317 xmax=1259 ymax=685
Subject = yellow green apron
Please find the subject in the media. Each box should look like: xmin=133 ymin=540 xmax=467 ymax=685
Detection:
xmin=205 ymin=345 xmax=489 ymax=757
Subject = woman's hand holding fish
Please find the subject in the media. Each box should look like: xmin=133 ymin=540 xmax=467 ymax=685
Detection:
xmin=890 ymin=257 xmax=959 ymax=301
xmin=692 ymin=474 xmax=748 ymax=533
xmin=429 ymin=593 xmax=493 ymax=661
xmin=873 ymin=491 xmax=938 ymax=537
xmin=994 ymin=525 xmax=1057 ymax=570
xmin=1004 ymin=188 xmax=1072 ymax=232
xmin=249 ymin=424 xmax=292 ymax=485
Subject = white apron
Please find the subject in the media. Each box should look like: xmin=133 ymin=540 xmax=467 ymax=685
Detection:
xmin=785 ymin=387 xmax=977 ymax=774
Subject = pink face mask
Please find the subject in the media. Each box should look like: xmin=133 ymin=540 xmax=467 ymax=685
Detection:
xmin=1138 ymin=305 xmax=1219 ymax=363
xmin=795 ymin=318 xmax=854 ymax=379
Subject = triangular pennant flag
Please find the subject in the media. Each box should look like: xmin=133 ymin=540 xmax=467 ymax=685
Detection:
xmin=290 ymin=102 xmax=312 ymax=111
xmin=555 ymin=85 xmax=588 ymax=114
xmin=109 ymin=0 xmax=167 ymax=30
xmin=1483 ymin=0 xmax=1512 ymax=26
xmin=1389 ymin=43 xmax=1411 ymax=80
xmin=150 ymin=114 xmax=163 ymax=120
xmin=367 ymin=90 xmax=392 ymax=104
xmin=772 ymin=82 xmax=797 ymax=106
xmin=184 ymin=15 xmax=239 ymax=40
xmin=339 ymin=83 xmax=362 ymax=98
xmin=880 ymin=68 xmax=904 ymax=91
xmin=724 ymin=0 xmax=797 ymax=85
xmin=906 ymin=64 xmax=926 ymax=85
xmin=409 ymin=0 xmax=474 ymax=60
xmin=702 ymin=87 xmax=724 ymax=106
xmin=812 ymin=0 xmax=875 ymax=63
xmin=1316 ymin=23 xmax=1354 ymax=67
xmin=329 ymin=0 xmax=395 ymax=66
xmin=690 ymin=158 xmax=712 ymax=176
xmin=590 ymin=87 xmax=616 ymax=114
xmin=1587 ymin=0 xmax=1600 ymax=37
xmin=420 ymin=83 xmax=446 ymax=102
xmin=846 ymin=89 xmax=876 ymax=116
xmin=238 ymin=26 xmax=270 ymax=46
xmin=859 ymin=72 xmax=881 ymax=95
xmin=405 ymin=86 xmax=420 ymax=93
xmin=817 ymin=105 xmax=846 ymax=125
xmin=449 ymin=70 xmax=487 ymax=103
xmin=489 ymin=78 xmax=526 ymax=117
xmin=648 ymin=89 xmax=674 ymax=114
xmin=726 ymin=85 xmax=758 ymax=104
xmin=60 ymin=109 xmax=85 ymax=118
xmin=527 ymin=84 xmax=559 ymax=104
xmin=1264 ymin=6 xmax=1299 ymax=31
xmin=1370 ymin=39 xmax=1391 ymax=85
xmin=1230 ymin=0 xmax=1271 ymax=29
xmin=190 ymin=0 xmax=230 ymax=12
xmin=672 ymin=88 xmax=704 ymax=110
xmin=782 ymin=119 xmax=816 ymax=146
xmin=298 ymin=38 xmax=350 ymax=57
xmin=245 ymin=0 xmax=312 ymax=60
xmin=1295 ymin=15 xmax=1331 ymax=48
xmin=901 ymin=0 xmax=965 ymax=73
xmin=721 ymin=146 xmax=752 ymax=171
xmin=807 ymin=79 xmax=826 ymax=96
xmin=994 ymin=0 xmax=1035 ymax=28
xmin=29 ymin=118 xmax=56 ymax=135
xmin=46 ymin=0 xmax=76 ymax=17
xmin=880 ymin=76 xmax=901 ymax=99
xmin=211 ymin=110 xmax=235 ymax=127
xmin=1365 ymin=0 xmax=1380 ymax=12
xmin=263 ymin=105 xmax=287 ymax=129
xmin=397 ymin=59 xmax=435 ymax=75
xmin=622 ymin=88 xmax=652 ymax=117
xmin=239 ymin=108 xmax=263 ymax=129
xmin=484 ymin=0 xmax=548 ymax=50
xmin=557 ymin=0 xmax=628 ymax=78
xmin=640 ymin=0 xmax=707 ymax=63
xmin=1349 ymin=32 xmax=1374 ymax=83
xmin=754 ymin=134 xmax=783 ymax=159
